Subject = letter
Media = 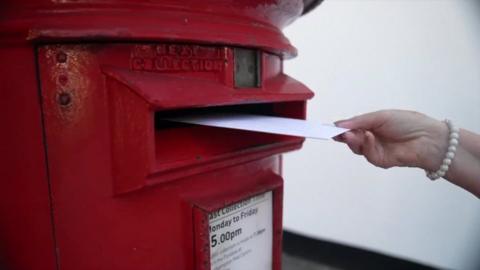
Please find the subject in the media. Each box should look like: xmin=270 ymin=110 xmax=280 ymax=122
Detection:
xmin=214 ymin=60 xmax=223 ymax=71
xmin=181 ymin=60 xmax=190 ymax=71
xmin=143 ymin=58 xmax=153 ymax=71
xmin=168 ymin=45 xmax=178 ymax=56
xmin=180 ymin=46 xmax=193 ymax=57
xmin=190 ymin=59 xmax=199 ymax=71
xmin=204 ymin=60 xmax=213 ymax=71
xmin=172 ymin=59 xmax=180 ymax=70
xmin=192 ymin=45 xmax=201 ymax=57
xmin=131 ymin=57 xmax=144 ymax=70
xmin=155 ymin=44 xmax=167 ymax=56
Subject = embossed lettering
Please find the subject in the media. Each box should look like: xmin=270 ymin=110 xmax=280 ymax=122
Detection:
xmin=131 ymin=44 xmax=225 ymax=73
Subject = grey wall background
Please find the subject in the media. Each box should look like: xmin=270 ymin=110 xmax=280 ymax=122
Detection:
xmin=283 ymin=1 xmax=480 ymax=269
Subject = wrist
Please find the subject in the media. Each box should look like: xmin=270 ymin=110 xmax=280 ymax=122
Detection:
xmin=418 ymin=119 xmax=450 ymax=171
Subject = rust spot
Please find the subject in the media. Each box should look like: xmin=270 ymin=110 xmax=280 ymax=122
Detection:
xmin=56 ymin=51 xmax=67 ymax=63
xmin=26 ymin=29 xmax=40 ymax=41
xmin=57 ymin=92 xmax=72 ymax=107
xmin=44 ymin=45 xmax=94 ymax=124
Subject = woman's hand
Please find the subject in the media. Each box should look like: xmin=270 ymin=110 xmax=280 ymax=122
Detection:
xmin=334 ymin=110 xmax=449 ymax=171
xmin=334 ymin=110 xmax=480 ymax=198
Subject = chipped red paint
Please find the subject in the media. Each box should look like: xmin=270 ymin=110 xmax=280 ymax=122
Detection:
xmin=0 ymin=1 xmax=318 ymax=269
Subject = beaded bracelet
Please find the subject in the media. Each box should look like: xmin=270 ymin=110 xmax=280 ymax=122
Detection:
xmin=426 ymin=119 xmax=460 ymax=180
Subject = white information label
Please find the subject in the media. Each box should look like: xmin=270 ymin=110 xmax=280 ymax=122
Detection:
xmin=209 ymin=191 xmax=273 ymax=270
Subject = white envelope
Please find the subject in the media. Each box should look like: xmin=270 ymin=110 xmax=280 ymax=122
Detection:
xmin=162 ymin=113 xmax=348 ymax=140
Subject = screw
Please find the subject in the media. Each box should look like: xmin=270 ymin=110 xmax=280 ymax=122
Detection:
xmin=56 ymin=52 xmax=67 ymax=63
xmin=58 ymin=92 xmax=72 ymax=106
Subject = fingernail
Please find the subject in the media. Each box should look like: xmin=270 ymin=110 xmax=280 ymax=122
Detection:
xmin=335 ymin=120 xmax=350 ymax=128
xmin=333 ymin=134 xmax=345 ymax=142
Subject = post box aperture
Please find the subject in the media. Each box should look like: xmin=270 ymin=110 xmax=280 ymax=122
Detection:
xmin=95 ymin=43 xmax=313 ymax=194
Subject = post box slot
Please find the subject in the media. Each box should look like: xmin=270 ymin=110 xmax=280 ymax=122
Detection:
xmin=153 ymin=102 xmax=304 ymax=173
xmin=104 ymin=65 xmax=312 ymax=193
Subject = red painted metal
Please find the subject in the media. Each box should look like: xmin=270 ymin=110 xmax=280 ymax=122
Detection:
xmin=0 ymin=44 xmax=58 ymax=270
xmin=0 ymin=1 xmax=318 ymax=269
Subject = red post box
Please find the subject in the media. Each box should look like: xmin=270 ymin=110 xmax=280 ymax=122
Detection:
xmin=0 ymin=1 xmax=321 ymax=269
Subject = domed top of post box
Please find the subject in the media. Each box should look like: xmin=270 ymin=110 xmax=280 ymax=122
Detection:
xmin=0 ymin=0 xmax=322 ymax=58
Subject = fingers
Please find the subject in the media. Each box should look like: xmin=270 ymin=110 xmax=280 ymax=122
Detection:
xmin=335 ymin=129 xmax=390 ymax=168
xmin=342 ymin=130 xmax=367 ymax=155
xmin=335 ymin=110 xmax=390 ymax=130
xmin=362 ymin=130 xmax=387 ymax=168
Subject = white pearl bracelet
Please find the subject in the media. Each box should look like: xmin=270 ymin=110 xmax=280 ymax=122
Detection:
xmin=426 ymin=119 xmax=460 ymax=180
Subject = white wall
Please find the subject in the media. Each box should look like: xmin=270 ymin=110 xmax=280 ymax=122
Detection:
xmin=283 ymin=1 xmax=480 ymax=269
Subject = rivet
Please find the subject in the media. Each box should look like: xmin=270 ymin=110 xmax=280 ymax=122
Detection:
xmin=58 ymin=92 xmax=72 ymax=106
xmin=56 ymin=52 xmax=67 ymax=63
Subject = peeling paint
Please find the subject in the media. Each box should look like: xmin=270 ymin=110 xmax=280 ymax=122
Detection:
xmin=44 ymin=45 xmax=93 ymax=124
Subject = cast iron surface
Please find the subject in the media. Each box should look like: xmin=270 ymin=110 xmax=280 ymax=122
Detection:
xmin=0 ymin=1 xmax=319 ymax=269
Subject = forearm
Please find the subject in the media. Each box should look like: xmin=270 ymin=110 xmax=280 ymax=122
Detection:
xmin=458 ymin=129 xmax=480 ymax=158
xmin=421 ymin=126 xmax=480 ymax=198
xmin=444 ymin=129 xmax=480 ymax=198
